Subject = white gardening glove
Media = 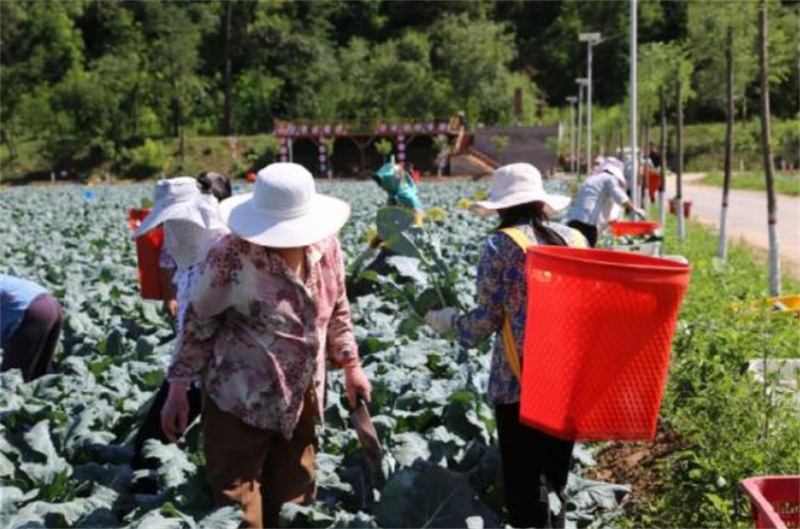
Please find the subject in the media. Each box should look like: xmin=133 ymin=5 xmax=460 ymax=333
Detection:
xmin=631 ymin=207 xmax=646 ymax=220
xmin=425 ymin=308 xmax=458 ymax=336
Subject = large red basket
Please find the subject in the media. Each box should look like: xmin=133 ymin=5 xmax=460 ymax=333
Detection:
xmin=127 ymin=209 xmax=165 ymax=301
xmin=520 ymin=247 xmax=691 ymax=441
xmin=742 ymin=476 xmax=800 ymax=529
xmin=608 ymin=221 xmax=660 ymax=237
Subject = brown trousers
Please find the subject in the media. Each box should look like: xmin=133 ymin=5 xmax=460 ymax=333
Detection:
xmin=203 ymin=394 xmax=317 ymax=528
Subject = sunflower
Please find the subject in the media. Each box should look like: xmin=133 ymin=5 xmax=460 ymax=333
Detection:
xmin=426 ymin=208 xmax=447 ymax=222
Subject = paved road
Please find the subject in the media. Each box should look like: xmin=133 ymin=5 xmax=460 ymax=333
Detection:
xmin=664 ymin=173 xmax=799 ymax=277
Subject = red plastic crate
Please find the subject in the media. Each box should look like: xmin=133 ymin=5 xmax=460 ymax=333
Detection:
xmin=608 ymin=221 xmax=660 ymax=238
xmin=742 ymin=476 xmax=800 ymax=529
xmin=520 ymin=247 xmax=691 ymax=441
xmin=127 ymin=209 xmax=165 ymax=301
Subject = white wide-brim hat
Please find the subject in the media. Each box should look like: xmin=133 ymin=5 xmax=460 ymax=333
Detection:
xmin=601 ymin=161 xmax=627 ymax=188
xmin=220 ymin=162 xmax=350 ymax=248
xmin=133 ymin=177 xmax=223 ymax=238
xmin=470 ymin=163 xmax=571 ymax=217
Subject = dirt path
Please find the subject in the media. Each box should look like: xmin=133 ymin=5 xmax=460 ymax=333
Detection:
xmin=665 ymin=172 xmax=800 ymax=278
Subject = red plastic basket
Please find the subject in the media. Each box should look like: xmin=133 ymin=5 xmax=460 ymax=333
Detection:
xmin=127 ymin=209 xmax=165 ymax=301
xmin=608 ymin=221 xmax=660 ymax=238
xmin=742 ymin=476 xmax=800 ymax=529
xmin=520 ymin=247 xmax=691 ymax=441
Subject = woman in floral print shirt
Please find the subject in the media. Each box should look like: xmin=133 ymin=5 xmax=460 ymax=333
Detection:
xmin=160 ymin=163 xmax=371 ymax=528
xmin=425 ymin=164 xmax=587 ymax=529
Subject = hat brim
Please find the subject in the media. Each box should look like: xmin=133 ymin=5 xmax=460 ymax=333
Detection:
xmin=469 ymin=192 xmax=571 ymax=217
xmin=132 ymin=197 xmax=223 ymax=239
xmin=220 ymin=193 xmax=351 ymax=248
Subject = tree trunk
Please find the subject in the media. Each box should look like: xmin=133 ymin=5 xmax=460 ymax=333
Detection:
xmin=132 ymin=85 xmax=139 ymax=138
xmin=222 ymin=1 xmax=235 ymax=135
xmin=658 ymin=88 xmax=667 ymax=227
xmin=759 ymin=0 xmax=781 ymax=295
xmin=173 ymin=98 xmax=180 ymax=139
xmin=718 ymin=26 xmax=735 ymax=260
xmin=676 ymin=80 xmax=685 ymax=241
xmin=1 ymin=127 xmax=17 ymax=160
xmin=642 ymin=112 xmax=650 ymax=211
xmin=178 ymin=99 xmax=186 ymax=164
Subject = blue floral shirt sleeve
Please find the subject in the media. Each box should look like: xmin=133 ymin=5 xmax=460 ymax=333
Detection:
xmin=452 ymin=223 xmax=586 ymax=406
xmin=453 ymin=230 xmax=529 ymax=405
xmin=453 ymin=235 xmax=507 ymax=348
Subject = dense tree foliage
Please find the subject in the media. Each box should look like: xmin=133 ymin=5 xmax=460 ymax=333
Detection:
xmin=1 ymin=0 xmax=798 ymax=168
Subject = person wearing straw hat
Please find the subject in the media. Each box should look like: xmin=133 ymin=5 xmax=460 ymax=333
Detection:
xmin=158 ymin=173 xmax=233 ymax=320
xmin=130 ymin=177 xmax=228 ymax=478
xmin=160 ymin=163 xmax=371 ymax=528
xmin=424 ymin=163 xmax=587 ymax=529
xmin=566 ymin=160 xmax=645 ymax=247
xmin=132 ymin=176 xmax=228 ymax=326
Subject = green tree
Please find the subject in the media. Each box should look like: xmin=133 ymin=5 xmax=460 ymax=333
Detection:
xmin=143 ymin=2 xmax=210 ymax=160
xmin=687 ymin=1 xmax=757 ymax=259
xmin=687 ymin=2 xmax=757 ymax=113
xmin=0 ymin=1 xmax=84 ymax=157
xmin=432 ymin=14 xmax=516 ymax=124
xmin=375 ymin=138 xmax=393 ymax=161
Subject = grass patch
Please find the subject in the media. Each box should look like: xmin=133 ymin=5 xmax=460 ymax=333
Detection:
xmin=615 ymin=217 xmax=799 ymax=528
xmin=700 ymin=171 xmax=799 ymax=197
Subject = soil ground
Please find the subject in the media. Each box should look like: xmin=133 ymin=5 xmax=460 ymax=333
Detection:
xmin=586 ymin=431 xmax=686 ymax=517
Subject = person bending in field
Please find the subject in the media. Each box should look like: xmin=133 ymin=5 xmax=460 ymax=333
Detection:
xmin=372 ymin=159 xmax=424 ymax=223
xmin=566 ymin=160 xmax=645 ymax=247
xmin=1 ymin=274 xmax=63 ymax=382
xmin=130 ymin=177 xmax=228 ymax=476
xmin=160 ymin=163 xmax=372 ymax=528
xmin=349 ymin=161 xmax=425 ymax=296
xmin=424 ymin=164 xmax=588 ymax=529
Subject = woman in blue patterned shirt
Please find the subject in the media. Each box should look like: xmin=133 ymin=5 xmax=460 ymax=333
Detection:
xmin=425 ymin=164 xmax=587 ymax=528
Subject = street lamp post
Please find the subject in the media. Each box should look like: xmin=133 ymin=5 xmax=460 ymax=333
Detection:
xmin=576 ymin=78 xmax=589 ymax=177
xmin=579 ymin=32 xmax=602 ymax=175
xmin=566 ymin=96 xmax=578 ymax=175
xmin=630 ymin=0 xmax=639 ymax=208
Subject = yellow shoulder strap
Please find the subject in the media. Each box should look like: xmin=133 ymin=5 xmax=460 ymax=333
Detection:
xmin=497 ymin=228 xmax=532 ymax=380
xmin=499 ymin=227 xmax=532 ymax=253
xmin=496 ymin=226 xmax=584 ymax=380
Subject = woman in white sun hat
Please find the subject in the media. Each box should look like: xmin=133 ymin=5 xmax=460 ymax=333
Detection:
xmin=160 ymin=163 xmax=371 ymax=528
xmin=425 ymin=163 xmax=587 ymax=529
xmin=130 ymin=176 xmax=228 ymax=477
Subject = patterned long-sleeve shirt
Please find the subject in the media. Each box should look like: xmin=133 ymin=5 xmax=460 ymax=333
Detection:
xmin=167 ymin=234 xmax=360 ymax=438
xmin=454 ymin=222 xmax=587 ymax=405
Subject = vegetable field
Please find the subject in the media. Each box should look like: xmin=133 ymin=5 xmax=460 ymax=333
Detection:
xmin=0 ymin=182 xmax=797 ymax=528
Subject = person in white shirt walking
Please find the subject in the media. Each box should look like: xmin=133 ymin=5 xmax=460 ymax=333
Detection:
xmin=566 ymin=161 xmax=645 ymax=247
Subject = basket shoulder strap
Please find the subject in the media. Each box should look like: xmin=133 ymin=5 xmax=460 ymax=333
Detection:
xmin=498 ymin=227 xmax=532 ymax=252
xmin=496 ymin=227 xmax=533 ymax=381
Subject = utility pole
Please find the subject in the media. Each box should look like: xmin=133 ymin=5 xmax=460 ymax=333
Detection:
xmin=566 ymin=96 xmax=578 ymax=175
xmin=629 ymin=0 xmax=639 ymax=208
xmin=576 ymin=78 xmax=589 ymax=177
xmin=579 ymin=32 xmax=602 ymax=175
